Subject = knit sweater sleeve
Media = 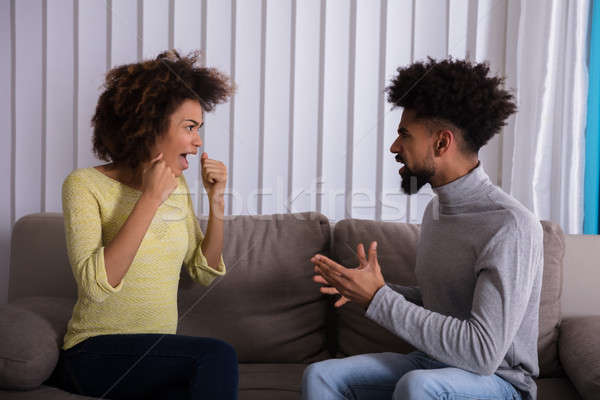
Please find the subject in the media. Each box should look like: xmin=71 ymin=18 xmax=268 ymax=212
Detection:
xmin=62 ymin=171 xmax=124 ymax=303
xmin=181 ymin=178 xmax=226 ymax=286
xmin=365 ymin=216 xmax=543 ymax=376
xmin=386 ymin=283 xmax=423 ymax=306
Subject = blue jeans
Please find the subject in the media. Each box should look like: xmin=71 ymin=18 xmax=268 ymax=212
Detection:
xmin=46 ymin=334 xmax=238 ymax=399
xmin=301 ymin=351 xmax=522 ymax=400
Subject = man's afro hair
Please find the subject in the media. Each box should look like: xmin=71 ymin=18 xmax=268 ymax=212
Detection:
xmin=386 ymin=58 xmax=516 ymax=153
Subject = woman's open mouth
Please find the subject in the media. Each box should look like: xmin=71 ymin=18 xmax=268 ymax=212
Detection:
xmin=179 ymin=153 xmax=189 ymax=169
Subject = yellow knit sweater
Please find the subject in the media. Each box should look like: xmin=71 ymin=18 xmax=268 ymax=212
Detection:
xmin=61 ymin=167 xmax=226 ymax=350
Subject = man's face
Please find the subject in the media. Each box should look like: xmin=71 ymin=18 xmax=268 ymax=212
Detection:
xmin=389 ymin=109 xmax=436 ymax=194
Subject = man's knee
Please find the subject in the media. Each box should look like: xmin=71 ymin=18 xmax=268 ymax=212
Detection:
xmin=302 ymin=360 xmax=330 ymax=385
xmin=393 ymin=370 xmax=438 ymax=400
xmin=302 ymin=358 xmax=350 ymax=397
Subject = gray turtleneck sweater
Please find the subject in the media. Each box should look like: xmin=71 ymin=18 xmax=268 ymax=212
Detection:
xmin=365 ymin=163 xmax=544 ymax=400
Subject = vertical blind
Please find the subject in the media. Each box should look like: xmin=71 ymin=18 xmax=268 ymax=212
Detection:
xmin=1 ymin=0 xmax=511 ymax=301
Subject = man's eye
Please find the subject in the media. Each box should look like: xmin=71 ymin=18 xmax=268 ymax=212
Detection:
xmin=186 ymin=126 xmax=197 ymax=133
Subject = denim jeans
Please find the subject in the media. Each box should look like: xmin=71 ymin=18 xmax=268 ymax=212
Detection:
xmin=301 ymin=351 xmax=522 ymax=400
xmin=46 ymin=334 xmax=238 ymax=400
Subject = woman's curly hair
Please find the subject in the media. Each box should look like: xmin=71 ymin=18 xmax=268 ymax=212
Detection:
xmin=92 ymin=50 xmax=233 ymax=170
xmin=386 ymin=58 xmax=516 ymax=154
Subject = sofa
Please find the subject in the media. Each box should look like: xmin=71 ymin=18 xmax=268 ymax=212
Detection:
xmin=1 ymin=212 xmax=599 ymax=399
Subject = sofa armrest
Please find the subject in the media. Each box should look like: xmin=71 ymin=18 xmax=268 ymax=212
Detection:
xmin=0 ymin=303 xmax=59 ymax=390
xmin=10 ymin=296 xmax=75 ymax=342
xmin=559 ymin=316 xmax=600 ymax=400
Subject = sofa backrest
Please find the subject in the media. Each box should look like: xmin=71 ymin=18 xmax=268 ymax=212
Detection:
xmin=9 ymin=213 xmax=76 ymax=301
xmin=9 ymin=213 xmax=565 ymax=374
xmin=331 ymin=218 xmax=565 ymax=378
xmin=179 ymin=212 xmax=332 ymax=363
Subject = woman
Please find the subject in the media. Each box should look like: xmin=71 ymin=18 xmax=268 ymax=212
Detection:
xmin=47 ymin=50 xmax=237 ymax=399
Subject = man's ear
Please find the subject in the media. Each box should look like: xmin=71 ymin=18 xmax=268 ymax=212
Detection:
xmin=434 ymin=130 xmax=453 ymax=156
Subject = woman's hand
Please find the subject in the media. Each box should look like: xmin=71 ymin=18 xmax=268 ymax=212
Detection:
xmin=201 ymin=152 xmax=227 ymax=201
xmin=141 ymin=153 xmax=178 ymax=205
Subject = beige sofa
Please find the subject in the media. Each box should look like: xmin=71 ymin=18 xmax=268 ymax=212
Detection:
xmin=0 ymin=212 xmax=598 ymax=399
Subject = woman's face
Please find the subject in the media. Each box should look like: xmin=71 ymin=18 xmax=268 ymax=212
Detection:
xmin=151 ymin=99 xmax=204 ymax=177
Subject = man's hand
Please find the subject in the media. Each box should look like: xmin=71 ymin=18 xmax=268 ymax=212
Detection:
xmin=311 ymin=241 xmax=385 ymax=308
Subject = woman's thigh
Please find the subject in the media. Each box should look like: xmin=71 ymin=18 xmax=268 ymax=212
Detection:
xmin=48 ymin=334 xmax=238 ymax=400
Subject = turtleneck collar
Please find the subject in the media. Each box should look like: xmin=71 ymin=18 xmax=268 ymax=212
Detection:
xmin=431 ymin=162 xmax=493 ymax=205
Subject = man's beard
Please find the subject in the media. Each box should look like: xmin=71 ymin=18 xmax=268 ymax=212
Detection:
xmin=400 ymin=163 xmax=435 ymax=195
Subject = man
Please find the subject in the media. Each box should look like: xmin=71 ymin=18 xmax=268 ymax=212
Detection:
xmin=302 ymin=58 xmax=543 ymax=400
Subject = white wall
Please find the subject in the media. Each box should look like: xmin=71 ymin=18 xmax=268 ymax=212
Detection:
xmin=1 ymin=0 xmax=511 ymax=303
xmin=562 ymin=235 xmax=600 ymax=318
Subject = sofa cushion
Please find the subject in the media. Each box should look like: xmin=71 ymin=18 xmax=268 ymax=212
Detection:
xmin=177 ymin=212 xmax=331 ymax=363
xmin=535 ymin=378 xmax=582 ymax=400
xmin=332 ymin=218 xmax=565 ymax=378
xmin=9 ymin=213 xmax=76 ymax=301
xmin=537 ymin=220 xmax=565 ymax=377
xmin=0 ymin=296 xmax=75 ymax=391
xmin=559 ymin=316 xmax=600 ymax=400
xmin=239 ymin=363 xmax=304 ymax=399
xmin=0 ymin=386 xmax=98 ymax=400
xmin=10 ymin=296 xmax=76 ymax=341
xmin=332 ymin=219 xmax=420 ymax=356
xmin=0 ymin=304 xmax=59 ymax=389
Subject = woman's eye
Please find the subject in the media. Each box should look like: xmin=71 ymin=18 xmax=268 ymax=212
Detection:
xmin=186 ymin=126 xmax=197 ymax=133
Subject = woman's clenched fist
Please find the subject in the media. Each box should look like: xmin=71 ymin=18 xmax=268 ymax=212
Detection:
xmin=142 ymin=153 xmax=178 ymax=205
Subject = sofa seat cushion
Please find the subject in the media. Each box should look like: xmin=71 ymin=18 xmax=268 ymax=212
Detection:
xmin=239 ymin=363 xmax=304 ymax=399
xmin=536 ymin=378 xmax=581 ymax=400
xmin=0 ymin=369 xmax=580 ymax=400
xmin=0 ymin=386 xmax=97 ymax=399
xmin=178 ymin=212 xmax=331 ymax=363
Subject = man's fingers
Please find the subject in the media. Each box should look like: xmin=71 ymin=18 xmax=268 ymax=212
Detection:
xmin=311 ymin=255 xmax=346 ymax=275
xmin=314 ymin=260 xmax=347 ymax=282
xmin=312 ymin=274 xmax=329 ymax=285
xmin=334 ymin=296 xmax=350 ymax=308
xmin=368 ymin=241 xmax=378 ymax=263
xmin=314 ymin=263 xmax=339 ymax=283
xmin=357 ymin=243 xmax=367 ymax=265
xmin=319 ymin=286 xmax=340 ymax=295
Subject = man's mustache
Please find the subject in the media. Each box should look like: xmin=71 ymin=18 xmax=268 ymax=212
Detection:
xmin=395 ymin=154 xmax=403 ymax=163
